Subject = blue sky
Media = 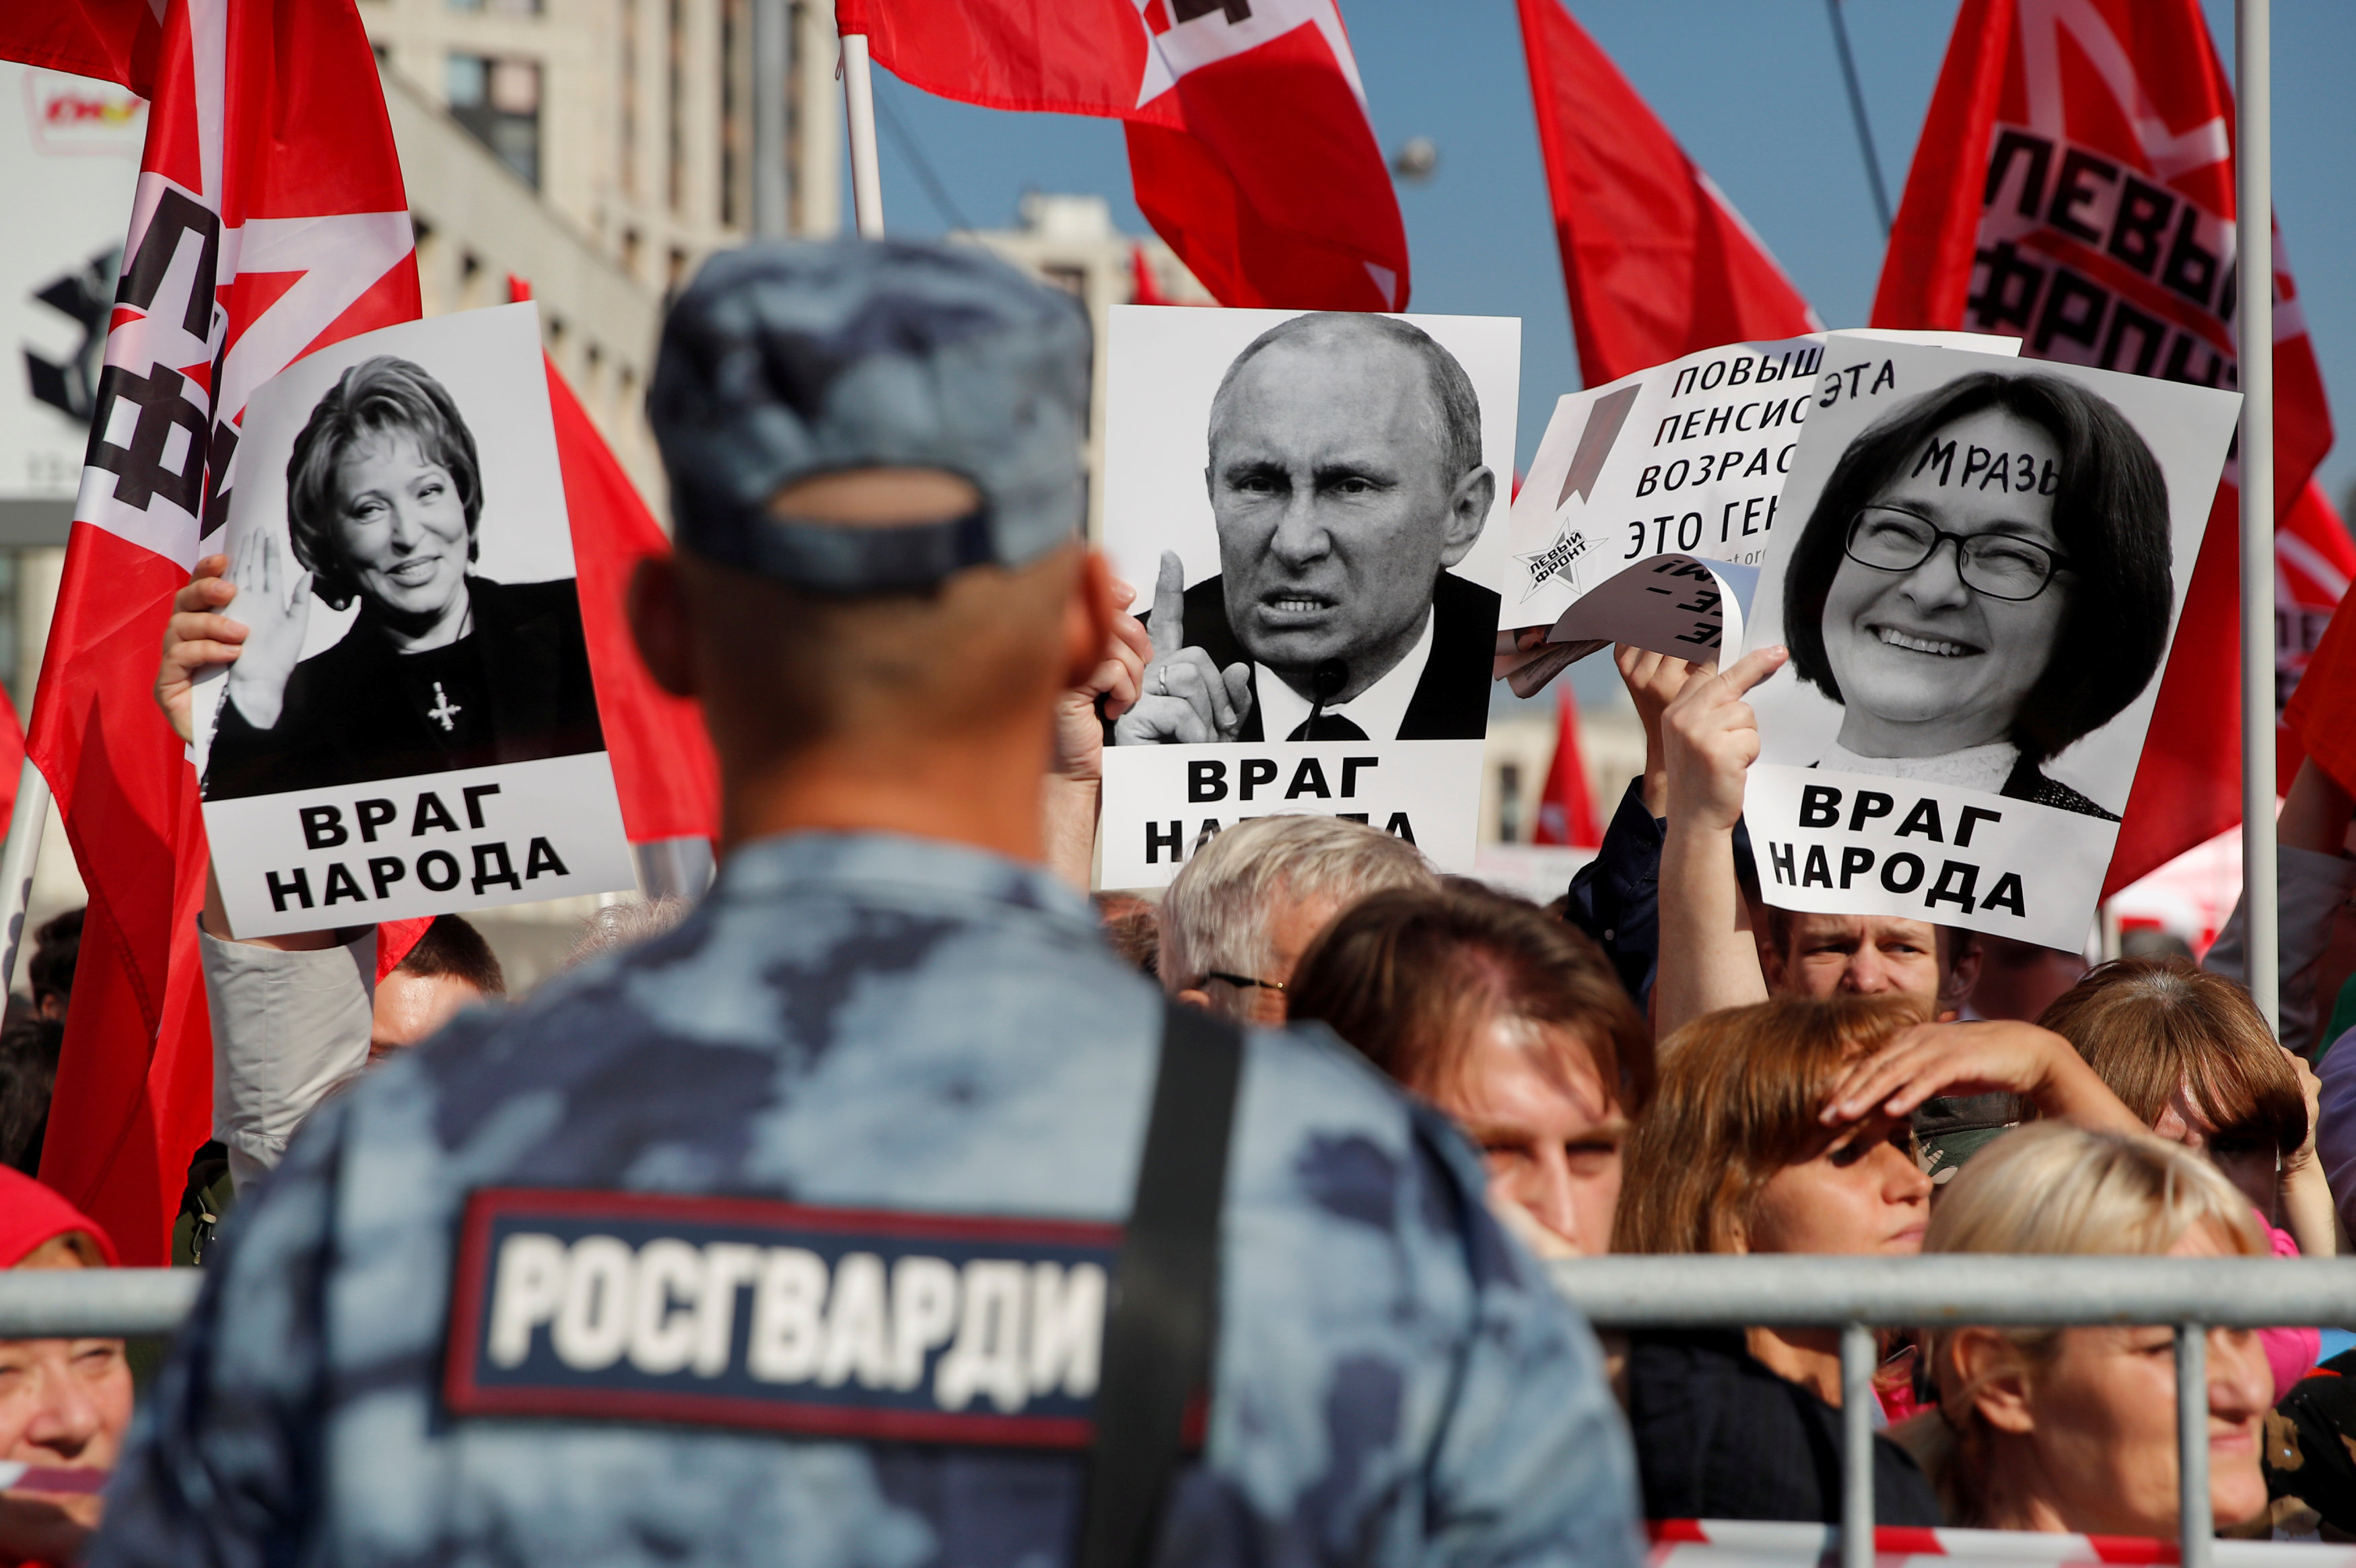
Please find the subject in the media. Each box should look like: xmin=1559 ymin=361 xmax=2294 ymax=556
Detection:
xmin=857 ymin=0 xmax=2356 ymax=707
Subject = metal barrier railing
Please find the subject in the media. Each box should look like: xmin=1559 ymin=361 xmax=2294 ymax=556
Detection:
xmin=1552 ymin=1255 xmax=2356 ymax=1568
xmin=8 ymin=1255 xmax=2356 ymax=1567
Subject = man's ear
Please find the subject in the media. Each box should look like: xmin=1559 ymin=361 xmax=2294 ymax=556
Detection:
xmin=1952 ymin=1328 xmax=2038 ymax=1435
xmin=629 ymin=554 xmax=698 ymax=699
xmin=1064 ymin=547 xmax=1119 ymax=690
xmin=1938 ymin=931 xmax=1984 ymax=1020
xmin=1437 ymin=465 xmax=1497 ymax=568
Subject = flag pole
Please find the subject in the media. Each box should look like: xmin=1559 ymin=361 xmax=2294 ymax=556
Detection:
xmin=841 ymin=32 xmax=886 ymax=238
xmin=1822 ymin=0 xmax=1892 ymax=235
xmin=2237 ymin=0 xmax=2278 ymax=1036
xmin=0 ymin=761 xmax=51 ymax=994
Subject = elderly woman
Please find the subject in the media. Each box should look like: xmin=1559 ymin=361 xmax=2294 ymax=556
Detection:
xmin=1782 ymin=371 xmax=2173 ymax=820
xmin=1898 ymin=1123 xmax=2275 ymax=1537
xmin=0 ymin=1168 xmax=133 ymax=1567
xmin=202 ymin=355 xmax=604 ymax=799
xmin=1287 ymin=884 xmax=1653 ymax=1257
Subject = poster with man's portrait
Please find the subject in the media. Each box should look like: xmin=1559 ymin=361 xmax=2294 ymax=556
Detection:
xmin=1097 ymin=305 xmax=1519 ymax=888
xmin=195 ymin=304 xmax=635 ymax=937
xmin=1740 ymin=340 xmax=2240 ymax=949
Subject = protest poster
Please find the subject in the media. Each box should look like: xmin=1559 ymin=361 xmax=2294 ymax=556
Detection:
xmin=1097 ymin=304 xmax=1519 ymax=888
xmin=1496 ymin=330 xmax=2021 ymax=693
xmin=1737 ymin=339 xmax=2240 ymax=949
xmin=195 ymin=303 xmax=635 ymax=936
xmin=0 ymin=63 xmax=143 ymax=516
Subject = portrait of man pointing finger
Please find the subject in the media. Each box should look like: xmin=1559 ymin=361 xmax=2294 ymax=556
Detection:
xmin=1112 ymin=312 xmax=1502 ymax=746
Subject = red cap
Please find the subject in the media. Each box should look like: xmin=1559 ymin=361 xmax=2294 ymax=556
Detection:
xmin=0 ymin=1166 xmax=117 ymax=1269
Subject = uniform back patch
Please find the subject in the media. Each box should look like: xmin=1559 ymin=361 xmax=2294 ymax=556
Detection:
xmin=445 ymin=1188 xmax=1119 ymax=1446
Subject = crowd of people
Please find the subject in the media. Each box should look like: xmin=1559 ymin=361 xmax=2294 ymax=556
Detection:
xmin=1 ymin=238 xmax=2353 ymax=1565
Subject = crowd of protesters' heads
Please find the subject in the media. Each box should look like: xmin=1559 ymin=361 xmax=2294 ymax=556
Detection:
xmin=9 ymin=562 xmax=2356 ymax=1563
xmin=1104 ymin=629 xmax=2356 ymax=1542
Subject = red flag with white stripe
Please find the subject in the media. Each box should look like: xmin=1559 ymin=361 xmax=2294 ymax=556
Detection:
xmin=1870 ymin=0 xmax=2337 ymax=896
xmin=0 ymin=0 xmax=419 ymax=1260
xmin=838 ymin=0 xmax=1409 ymax=311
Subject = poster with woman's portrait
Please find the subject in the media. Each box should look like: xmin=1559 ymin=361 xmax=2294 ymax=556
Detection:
xmin=1095 ymin=304 xmax=1519 ymax=889
xmin=1739 ymin=341 xmax=2240 ymax=950
xmin=195 ymin=304 xmax=635 ymax=937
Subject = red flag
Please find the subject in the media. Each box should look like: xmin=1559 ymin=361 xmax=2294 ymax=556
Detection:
xmin=2287 ymin=544 xmax=2356 ymax=799
xmin=1530 ymin=682 xmax=1601 ymax=849
xmin=544 ymin=361 xmax=721 ymax=847
xmin=2275 ymin=480 xmax=2356 ymax=790
xmin=1515 ymin=0 xmax=1819 ymax=386
xmin=838 ymin=0 xmax=1408 ymax=311
xmin=0 ymin=0 xmax=419 ymax=1261
xmin=1869 ymin=0 xmax=2336 ymax=897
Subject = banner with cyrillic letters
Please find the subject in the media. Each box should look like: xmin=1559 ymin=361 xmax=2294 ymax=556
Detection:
xmin=1496 ymin=330 xmax=2019 ymax=694
xmin=194 ymin=305 xmax=633 ymax=935
xmin=1740 ymin=339 xmax=2239 ymax=946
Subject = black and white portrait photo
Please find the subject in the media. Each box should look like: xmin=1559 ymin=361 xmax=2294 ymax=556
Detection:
xmin=197 ymin=304 xmax=633 ymax=938
xmin=201 ymin=352 xmax=604 ymax=800
xmin=1094 ymin=305 xmax=1518 ymax=889
xmin=1778 ymin=370 xmax=2173 ymax=822
xmin=1742 ymin=340 xmax=2241 ymax=948
xmin=1107 ymin=310 xmax=1512 ymax=746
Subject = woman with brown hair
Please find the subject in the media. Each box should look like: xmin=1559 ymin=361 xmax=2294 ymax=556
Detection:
xmin=1899 ymin=1122 xmax=2274 ymax=1536
xmin=2038 ymin=958 xmax=2333 ymax=1394
xmin=1287 ymin=884 xmax=1651 ymax=1258
xmin=1610 ymin=995 xmax=2140 ymax=1525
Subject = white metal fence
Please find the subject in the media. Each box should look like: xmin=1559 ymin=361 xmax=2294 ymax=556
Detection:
xmin=7 ymin=1255 xmax=2356 ymax=1567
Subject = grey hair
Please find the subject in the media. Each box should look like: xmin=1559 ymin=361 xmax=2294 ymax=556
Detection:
xmin=1158 ymin=816 xmax=1436 ymax=1005
xmin=1208 ymin=312 xmax=1484 ymax=483
xmin=562 ymin=896 xmax=693 ymax=971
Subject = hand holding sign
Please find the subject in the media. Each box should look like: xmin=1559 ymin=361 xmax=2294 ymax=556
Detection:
xmin=1111 ymin=551 xmax=1255 ymax=745
xmin=1662 ymin=643 xmax=1787 ymax=835
xmin=221 ymin=526 xmax=312 ymax=733
xmin=155 ymin=553 xmax=248 ymax=745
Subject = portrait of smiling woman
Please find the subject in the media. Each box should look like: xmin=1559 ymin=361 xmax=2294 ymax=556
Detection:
xmin=201 ymin=355 xmax=604 ymax=800
xmin=1780 ymin=371 xmax=2174 ymax=821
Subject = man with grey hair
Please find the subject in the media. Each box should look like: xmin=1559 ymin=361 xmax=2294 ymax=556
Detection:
xmin=1114 ymin=312 xmax=1500 ymax=744
xmin=1161 ymin=814 xmax=1437 ymax=1022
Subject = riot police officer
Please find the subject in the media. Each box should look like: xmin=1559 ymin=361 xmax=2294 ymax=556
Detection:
xmin=92 ymin=241 xmax=1641 ymax=1568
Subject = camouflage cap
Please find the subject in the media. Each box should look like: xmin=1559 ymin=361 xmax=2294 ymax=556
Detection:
xmin=647 ymin=239 xmax=1091 ymax=592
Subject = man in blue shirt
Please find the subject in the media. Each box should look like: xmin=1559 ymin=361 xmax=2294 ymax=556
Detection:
xmin=95 ymin=240 xmax=1640 ymax=1568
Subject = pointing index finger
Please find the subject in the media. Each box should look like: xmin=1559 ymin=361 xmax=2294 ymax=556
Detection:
xmin=1714 ymin=644 xmax=1789 ymax=699
xmin=1150 ymin=550 xmax=1187 ymax=664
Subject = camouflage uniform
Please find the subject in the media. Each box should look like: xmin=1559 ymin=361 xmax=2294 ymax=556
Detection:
xmin=90 ymin=240 xmax=1641 ymax=1568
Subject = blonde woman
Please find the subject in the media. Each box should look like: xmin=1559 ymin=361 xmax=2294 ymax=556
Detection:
xmin=1898 ymin=1122 xmax=2274 ymax=1536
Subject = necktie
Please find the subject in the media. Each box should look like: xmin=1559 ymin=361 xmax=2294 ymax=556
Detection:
xmin=1288 ymin=713 xmax=1369 ymax=741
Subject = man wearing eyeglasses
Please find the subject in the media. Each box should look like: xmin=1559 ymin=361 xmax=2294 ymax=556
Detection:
xmin=1779 ymin=370 xmax=2175 ymax=820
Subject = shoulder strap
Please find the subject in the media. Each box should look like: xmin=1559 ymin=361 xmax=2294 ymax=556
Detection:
xmin=1076 ymin=999 xmax=1246 ymax=1568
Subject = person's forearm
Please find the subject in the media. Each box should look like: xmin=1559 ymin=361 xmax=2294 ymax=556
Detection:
xmin=1654 ymin=818 xmax=1766 ymax=1038
xmin=2030 ymin=1049 xmax=2148 ymax=1137
xmin=2282 ymin=1160 xmax=2341 ymax=1257
xmin=1039 ymin=774 xmax=1099 ymax=892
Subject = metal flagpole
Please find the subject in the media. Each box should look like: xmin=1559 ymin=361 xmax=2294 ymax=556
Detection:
xmin=2238 ymin=0 xmax=2278 ymax=1033
xmin=841 ymin=32 xmax=886 ymax=239
xmin=0 ymin=762 xmax=51 ymax=995
xmin=1823 ymin=0 xmax=1892 ymax=236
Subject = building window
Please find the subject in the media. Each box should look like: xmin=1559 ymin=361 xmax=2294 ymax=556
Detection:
xmin=448 ymin=0 xmax=544 ymax=12
xmin=720 ymin=0 xmax=746 ymax=228
xmin=620 ymin=0 xmax=639 ymax=198
xmin=666 ymin=0 xmax=687 ymax=214
xmin=1498 ymin=762 xmax=1523 ymax=844
xmin=448 ymin=52 xmax=542 ymax=188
